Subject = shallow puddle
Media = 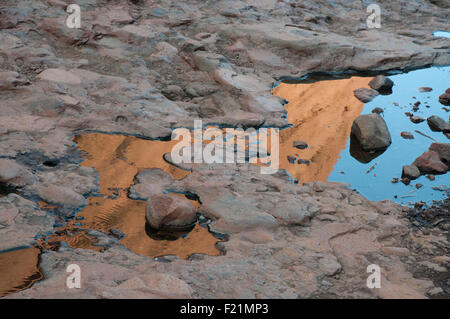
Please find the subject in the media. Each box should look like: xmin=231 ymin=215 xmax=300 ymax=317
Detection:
xmin=71 ymin=133 xmax=222 ymax=258
xmin=433 ymin=31 xmax=450 ymax=38
xmin=0 ymin=247 xmax=42 ymax=298
xmin=274 ymin=76 xmax=371 ymax=182
xmin=274 ymin=67 xmax=450 ymax=204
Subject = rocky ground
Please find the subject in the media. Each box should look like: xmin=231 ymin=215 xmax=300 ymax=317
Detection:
xmin=0 ymin=0 xmax=449 ymax=299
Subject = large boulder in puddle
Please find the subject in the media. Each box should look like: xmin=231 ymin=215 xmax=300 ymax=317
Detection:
xmin=369 ymin=75 xmax=394 ymax=94
xmin=145 ymin=194 xmax=196 ymax=231
xmin=412 ymin=151 xmax=448 ymax=174
xmin=351 ymin=114 xmax=392 ymax=152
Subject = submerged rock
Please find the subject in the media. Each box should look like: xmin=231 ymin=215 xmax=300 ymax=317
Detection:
xmin=351 ymin=114 xmax=392 ymax=152
xmin=353 ymin=88 xmax=379 ymax=103
xmin=369 ymin=75 xmax=394 ymax=94
xmin=145 ymin=194 xmax=197 ymax=231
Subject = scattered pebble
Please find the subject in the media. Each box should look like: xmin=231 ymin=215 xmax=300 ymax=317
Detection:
xmin=400 ymin=131 xmax=414 ymax=139
xmin=419 ymin=87 xmax=432 ymax=92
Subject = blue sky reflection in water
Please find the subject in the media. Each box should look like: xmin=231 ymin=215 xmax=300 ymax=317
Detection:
xmin=433 ymin=31 xmax=450 ymax=38
xmin=329 ymin=66 xmax=450 ymax=204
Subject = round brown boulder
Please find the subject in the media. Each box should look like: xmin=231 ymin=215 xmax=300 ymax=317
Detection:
xmin=145 ymin=194 xmax=197 ymax=231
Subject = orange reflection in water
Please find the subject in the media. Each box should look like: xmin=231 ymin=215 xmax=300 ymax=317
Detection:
xmin=0 ymin=247 xmax=42 ymax=298
xmin=273 ymin=76 xmax=372 ymax=183
xmin=71 ymin=133 xmax=221 ymax=258
xmin=74 ymin=133 xmax=190 ymax=195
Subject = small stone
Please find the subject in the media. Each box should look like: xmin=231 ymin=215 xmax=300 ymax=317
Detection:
xmin=371 ymin=107 xmax=383 ymax=114
xmin=312 ymin=183 xmax=324 ymax=192
xmin=426 ymin=174 xmax=436 ymax=181
xmin=410 ymin=116 xmax=425 ymax=124
xmin=415 ymin=183 xmax=423 ymax=189
xmin=293 ymin=140 xmax=308 ymax=149
xmin=400 ymin=131 xmax=414 ymax=139
xmin=297 ymin=159 xmax=311 ymax=165
xmin=368 ymin=75 xmax=394 ymax=93
xmin=402 ymin=165 xmax=421 ymax=180
xmin=353 ymin=88 xmax=379 ymax=103
xmin=419 ymin=87 xmax=432 ymax=92
xmin=427 ymin=115 xmax=450 ymax=132
xmin=391 ymin=177 xmax=399 ymax=183
xmin=287 ymin=155 xmax=297 ymax=164
xmin=438 ymin=93 xmax=450 ymax=106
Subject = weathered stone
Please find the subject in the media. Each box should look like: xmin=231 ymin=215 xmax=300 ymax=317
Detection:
xmin=418 ymin=87 xmax=432 ymax=92
xmin=293 ymin=140 xmax=308 ymax=149
xmin=427 ymin=115 xmax=450 ymax=132
xmin=353 ymin=88 xmax=379 ymax=103
xmin=412 ymin=151 xmax=448 ymax=174
xmin=145 ymin=194 xmax=196 ymax=230
xmin=410 ymin=116 xmax=425 ymax=124
xmin=400 ymin=131 xmax=414 ymax=139
xmin=438 ymin=93 xmax=450 ymax=106
xmin=287 ymin=155 xmax=297 ymax=164
xmin=351 ymin=114 xmax=392 ymax=151
xmin=402 ymin=165 xmax=421 ymax=180
xmin=35 ymin=184 xmax=85 ymax=208
xmin=0 ymin=159 xmax=35 ymax=187
xmin=429 ymin=143 xmax=450 ymax=164
xmin=371 ymin=107 xmax=383 ymax=114
xmin=369 ymin=75 xmax=394 ymax=93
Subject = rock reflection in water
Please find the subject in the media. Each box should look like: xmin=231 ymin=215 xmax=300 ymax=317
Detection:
xmin=273 ymin=76 xmax=372 ymax=182
xmin=349 ymin=134 xmax=386 ymax=164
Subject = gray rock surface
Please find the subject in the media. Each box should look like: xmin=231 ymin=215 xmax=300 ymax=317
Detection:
xmin=1 ymin=0 xmax=449 ymax=300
